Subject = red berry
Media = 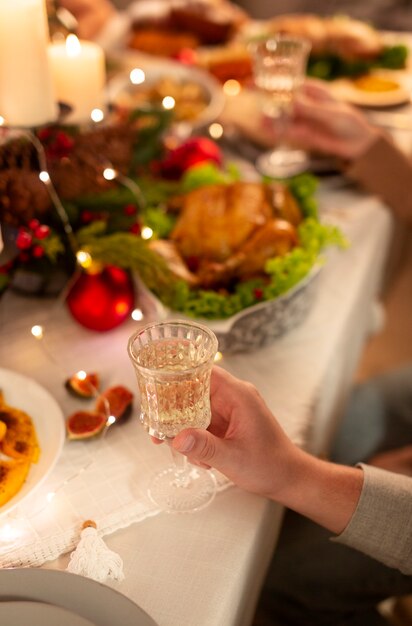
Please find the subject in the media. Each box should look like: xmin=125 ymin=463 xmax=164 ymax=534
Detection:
xmin=34 ymin=224 xmax=50 ymax=239
xmin=253 ymin=288 xmax=264 ymax=300
xmin=28 ymin=218 xmax=40 ymax=231
xmin=129 ymin=223 xmax=141 ymax=235
xmin=81 ymin=211 xmax=94 ymax=224
xmin=124 ymin=204 xmax=137 ymax=216
xmin=32 ymin=245 xmax=45 ymax=258
xmin=16 ymin=230 xmax=33 ymax=250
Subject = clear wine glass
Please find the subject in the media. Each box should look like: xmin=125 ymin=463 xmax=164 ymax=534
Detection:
xmin=127 ymin=320 xmax=218 ymax=513
xmin=249 ymin=34 xmax=311 ymax=179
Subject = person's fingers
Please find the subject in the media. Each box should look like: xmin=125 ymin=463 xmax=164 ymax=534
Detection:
xmin=172 ymin=427 xmax=227 ymax=469
xmin=300 ymin=79 xmax=336 ymax=102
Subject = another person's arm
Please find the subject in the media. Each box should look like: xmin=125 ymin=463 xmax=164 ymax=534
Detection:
xmin=289 ymin=79 xmax=412 ymax=225
xmin=172 ymin=366 xmax=412 ymax=574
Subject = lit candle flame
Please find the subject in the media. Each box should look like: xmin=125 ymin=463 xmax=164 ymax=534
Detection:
xmin=66 ymin=34 xmax=81 ymax=58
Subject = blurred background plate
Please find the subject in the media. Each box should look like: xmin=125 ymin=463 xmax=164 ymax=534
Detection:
xmin=329 ymin=70 xmax=411 ymax=108
xmin=107 ymin=52 xmax=225 ymax=133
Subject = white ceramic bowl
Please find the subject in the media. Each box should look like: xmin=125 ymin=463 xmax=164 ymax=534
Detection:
xmin=137 ymin=266 xmax=321 ymax=353
xmin=107 ymin=52 xmax=225 ymax=133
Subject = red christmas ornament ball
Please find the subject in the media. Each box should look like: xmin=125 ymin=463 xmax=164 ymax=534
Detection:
xmin=66 ymin=266 xmax=135 ymax=331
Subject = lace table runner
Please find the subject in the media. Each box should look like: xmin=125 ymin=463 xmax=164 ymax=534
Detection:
xmin=0 ymin=420 xmax=231 ymax=568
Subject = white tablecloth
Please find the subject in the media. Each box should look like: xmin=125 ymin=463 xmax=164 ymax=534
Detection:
xmin=0 ymin=181 xmax=393 ymax=626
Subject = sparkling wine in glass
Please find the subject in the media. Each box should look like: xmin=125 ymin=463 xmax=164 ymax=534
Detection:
xmin=250 ymin=34 xmax=311 ymax=179
xmin=127 ymin=320 xmax=218 ymax=513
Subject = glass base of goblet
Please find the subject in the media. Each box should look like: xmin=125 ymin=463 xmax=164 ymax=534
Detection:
xmin=148 ymin=465 xmax=217 ymax=514
xmin=256 ymin=147 xmax=309 ymax=179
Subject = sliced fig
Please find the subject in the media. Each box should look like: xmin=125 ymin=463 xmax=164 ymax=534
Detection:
xmin=66 ymin=410 xmax=106 ymax=440
xmin=65 ymin=372 xmax=100 ymax=399
xmin=95 ymin=386 xmax=134 ymax=421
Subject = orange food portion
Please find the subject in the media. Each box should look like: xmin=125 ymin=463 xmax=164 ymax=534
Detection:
xmin=0 ymin=391 xmax=40 ymax=508
xmin=0 ymin=394 xmax=40 ymax=463
xmin=0 ymin=458 xmax=31 ymax=507
xmin=353 ymin=75 xmax=400 ymax=92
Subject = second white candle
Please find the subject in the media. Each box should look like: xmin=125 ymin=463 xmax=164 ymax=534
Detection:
xmin=48 ymin=35 xmax=106 ymax=124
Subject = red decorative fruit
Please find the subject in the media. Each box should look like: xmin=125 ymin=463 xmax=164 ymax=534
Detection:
xmin=66 ymin=410 xmax=106 ymax=440
xmin=95 ymin=385 xmax=134 ymax=420
xmin=65 ymin=372 xmax=100 ymax=399
xmin=155 ymin=137 xmax=223 ymax=180
xmin=66 ymin=266 xmax=135 ymax=332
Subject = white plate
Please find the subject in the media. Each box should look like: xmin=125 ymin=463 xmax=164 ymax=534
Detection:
xmin=0 ymin=569 xmax=158 ymax=626
xmin=0 ymin=601 xmax=95 ymax=626
xmin=0 ymin=368 xmax=65 ymax=517
xmin=107 ymin=51 xmax=225 ymax=131
xmin=329 ymin=71 xmax=411 ymax=108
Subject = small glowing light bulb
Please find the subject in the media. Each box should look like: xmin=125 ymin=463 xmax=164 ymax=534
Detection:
xmin=223 ymin=79 xmax=241 ymax=97
xmin=162 ymin=96 xmax=175 ymax=110
xmin=130 ymin=68 xmax=145 ymax=85
xmin=209 ymin=123 xmax=223 ymax=139
xmin=141 ymin=226 xmax=153 ymax=240
xmin=39 ymin=171 xmax=50 ymax=183
xmin=131 ymin=308 xmax=143 ymax=321
xmin=76 ymin=250 xmax=92 ymax=268
xmin=91 ymin=108 xmax=104 ymax=122
xmin=107 ymin=415 xmax=116 ymax=426
xmin=76 ymin=370 xmax=87 ymax=381
xmin=214 ymin=351 xmax=223 ymax=362
xmin=31 ymin=325 xmax=44 ymax=339
xmin=103 ymin=167 xmax=117 ymax=181
xmin=0 ymin=116 xmax=5 ymax=126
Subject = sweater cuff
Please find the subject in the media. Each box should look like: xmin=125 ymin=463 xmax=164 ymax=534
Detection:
xmin=333 ymin=463 xmax=412 ymax=574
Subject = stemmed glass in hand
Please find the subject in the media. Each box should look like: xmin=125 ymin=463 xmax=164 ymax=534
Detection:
xmin=127 ymin=320 xmax=218 ymax=513
xmin=249 ymin=34 xmax=311 ymax=179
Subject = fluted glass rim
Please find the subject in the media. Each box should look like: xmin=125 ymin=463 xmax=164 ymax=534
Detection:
xmin=127 ymin=319 xmax=218 ymax=375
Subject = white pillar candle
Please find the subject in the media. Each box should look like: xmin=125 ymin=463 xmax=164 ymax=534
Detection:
xmin=0 ymin=0 xmax=57 ymax=127
xmin=48 ymin=35 xmax=106 ymax=124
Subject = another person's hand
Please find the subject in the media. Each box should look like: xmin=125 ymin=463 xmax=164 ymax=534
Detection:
xmin=60 ymin=0 xmax=117 ymax=40
xmin=287 ymin=79 xmax=382 ymax=161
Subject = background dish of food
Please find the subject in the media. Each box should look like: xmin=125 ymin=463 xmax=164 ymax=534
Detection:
xmin=107 ymin=52 xmax=225 ymax=132
xmin=329 ymin=70 xmax=411 ymax=107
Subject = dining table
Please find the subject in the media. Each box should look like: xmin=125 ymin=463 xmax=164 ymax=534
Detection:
xmin=0 ymin=156 xmax=397 ymax=625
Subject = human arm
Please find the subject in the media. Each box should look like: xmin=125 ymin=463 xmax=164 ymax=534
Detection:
xmin=173 ymin=366 xmax=363 ymax=535
xmin=289 ymin=79 xmax=412 ymax=224
xmin=59 ymin=0 xmax=117 ymax=39
xmin=172 ymin=366 xmax=412 ymax=573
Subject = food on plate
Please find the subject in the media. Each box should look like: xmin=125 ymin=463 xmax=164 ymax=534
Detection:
xmin=128 ymin=0 xmax=248 ymax=55
xmin=65 ymin=372 xmax=100 ymax=399
xmin=95 ymin=385 xmax=134 ymax=421
xmin=149 ymin=179 xmax=308 ymax=293
xmin=0 ymin=391 xmax=40 ymax=462
xmin=66 ymin=410 xmax=107 ymax=440
xmin=195 ymin=43 xmax=253 ymax=83
xmin=0 ymin=390 xmax=40 ymax=507
xmin=263 ymin=14 xmax=408 ymax=80
xmin=113 ymin=76 xmax=211 ymax=122
xmin=352 ymin=75 xmax=401 ymax=92
xmin=329 ymin=71 xmax=410 ymax=107
xmin=0 ymin=458 xmax=31 ymax=507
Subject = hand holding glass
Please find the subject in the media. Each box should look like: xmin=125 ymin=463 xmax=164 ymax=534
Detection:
xmin=127 ymin=320 xmax=218 ymax=513
xmin=249 ymin=34 xmax=311 ymax=178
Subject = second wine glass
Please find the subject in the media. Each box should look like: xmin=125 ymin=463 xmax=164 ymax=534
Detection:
xmin=127 ymin=320 xmax=218 ymax=513
xmin=249 ymin=34 xmax=311 ymax=179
